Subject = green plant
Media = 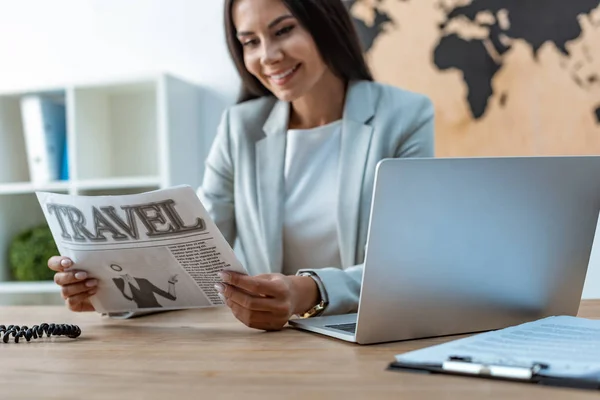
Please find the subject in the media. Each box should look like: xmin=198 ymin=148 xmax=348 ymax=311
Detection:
xmin=9 ymin=224 xmax=58 ymax=281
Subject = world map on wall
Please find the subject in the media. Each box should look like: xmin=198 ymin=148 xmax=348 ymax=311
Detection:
xmin=346 ymin=0 xmax=600 ymax=156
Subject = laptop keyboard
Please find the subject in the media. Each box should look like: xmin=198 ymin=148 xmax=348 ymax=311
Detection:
xmin=324 ymin=322 xmax=357 ymax=333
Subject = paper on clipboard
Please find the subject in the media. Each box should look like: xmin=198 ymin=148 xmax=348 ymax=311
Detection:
xmin=395 ymin=316 xmax=600 ymax=380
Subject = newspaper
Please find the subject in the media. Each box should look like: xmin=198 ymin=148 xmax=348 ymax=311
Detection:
xmin=36 ymin=185 xmax=247 ymax=314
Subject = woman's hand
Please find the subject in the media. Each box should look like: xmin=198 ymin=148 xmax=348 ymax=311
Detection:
xmin=47 ymin=256 xmax=97 ymax=312
xmin=215 ymin=272 xmax=319 ymax=331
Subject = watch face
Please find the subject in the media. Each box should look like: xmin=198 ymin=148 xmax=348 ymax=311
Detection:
xmin=302 ymin=301 xmax=325 ymax=318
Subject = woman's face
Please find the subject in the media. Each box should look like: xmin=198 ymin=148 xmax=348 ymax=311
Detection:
xmin=232 ymin=0 xmax=330 ymax=102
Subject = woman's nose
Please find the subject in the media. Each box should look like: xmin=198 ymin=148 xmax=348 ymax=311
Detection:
xmin=260 ymin=41 xmax=284 ymax=65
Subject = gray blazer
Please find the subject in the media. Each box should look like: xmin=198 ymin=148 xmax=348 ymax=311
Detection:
xmin=198 ymin=80 xmax=435 ymax=316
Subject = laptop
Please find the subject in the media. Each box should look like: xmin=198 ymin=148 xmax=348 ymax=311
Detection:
xmin=289 ymin=156 xmax=600 ymax=344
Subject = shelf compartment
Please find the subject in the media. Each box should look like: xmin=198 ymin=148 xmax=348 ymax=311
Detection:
xmin=0 ymin=193 xmax=54 ymax=281
xmin=0 ymin=91 xmax=68 ymax=185
xmin=0 ymin=96 xmax=29 ymax=184
xmin=72 ymin=81 xmax=159 ymax=181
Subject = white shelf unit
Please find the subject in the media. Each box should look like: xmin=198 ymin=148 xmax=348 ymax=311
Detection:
xmin=0 ymin=74 xmax=205 ymax=301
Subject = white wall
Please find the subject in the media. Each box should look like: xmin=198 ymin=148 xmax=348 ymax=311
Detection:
xmin=0 ymin=0 xmax=597 ymax=300
xmin=0 ymin=0 xmax=240 ymax=146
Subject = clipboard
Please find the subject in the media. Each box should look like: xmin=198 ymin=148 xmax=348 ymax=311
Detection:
xmin=385 ymin=315 xmax=600 ymax=391
xmin=387 ymin=355 xmax=600 ymax=391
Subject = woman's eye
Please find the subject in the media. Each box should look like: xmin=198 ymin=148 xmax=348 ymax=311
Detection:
xmin=242 ymin=39 xmax=258 ymax=47
xmin=276 ymin=25 xmax=295 ymax=36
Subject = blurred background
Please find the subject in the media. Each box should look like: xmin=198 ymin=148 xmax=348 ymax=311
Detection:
xmin=0 ymin=0 xmax=599 ymax=305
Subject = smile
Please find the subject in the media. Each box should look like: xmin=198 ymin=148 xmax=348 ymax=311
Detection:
xmin=267 ymin=64 xmax=301 ymax=85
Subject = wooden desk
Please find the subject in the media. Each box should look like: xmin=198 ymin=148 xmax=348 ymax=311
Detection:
xmin=1 ymin=300 xmax=599 ymax=399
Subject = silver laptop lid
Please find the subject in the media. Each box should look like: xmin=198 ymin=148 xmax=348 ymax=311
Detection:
xmin=355 ymin=156 xmax=600 ymax=344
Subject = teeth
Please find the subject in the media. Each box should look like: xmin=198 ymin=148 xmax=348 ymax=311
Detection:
xmin=271 ymin=66 xmax=297 ymax=80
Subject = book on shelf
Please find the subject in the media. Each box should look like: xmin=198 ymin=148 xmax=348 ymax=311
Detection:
xmin=20 ymin=94 xmax=68 ymax=184
xmin=60 ymin=138 xmax=68 ymax=181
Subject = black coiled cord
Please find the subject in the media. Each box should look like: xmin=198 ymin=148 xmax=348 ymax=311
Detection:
xmin=0 ymin=323 xmax=81 ymax=343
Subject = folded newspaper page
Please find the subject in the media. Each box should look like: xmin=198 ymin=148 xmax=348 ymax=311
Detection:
xmin=36 ymin=185 xmax=247 ymax=314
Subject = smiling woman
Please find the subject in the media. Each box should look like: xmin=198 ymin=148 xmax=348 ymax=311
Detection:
xmin=48 ymin=0 xmax=435 ymax=332
xmin=224 ymin=0 xmax=372 ymax=109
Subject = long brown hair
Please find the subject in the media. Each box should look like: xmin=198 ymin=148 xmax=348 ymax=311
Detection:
xmin=224 ymin=0 xmax=373 ymax=103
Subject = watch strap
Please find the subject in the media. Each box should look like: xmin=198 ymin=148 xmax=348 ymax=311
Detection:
xmin=296 ymin=270 xmax=329 ymax=318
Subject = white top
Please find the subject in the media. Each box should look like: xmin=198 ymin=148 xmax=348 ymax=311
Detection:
xmin=282 ymin=120 xmax=343 ymax=275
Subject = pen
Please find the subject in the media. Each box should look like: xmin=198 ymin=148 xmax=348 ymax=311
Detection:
xmin=444 ymin=355 xmax=549 ymax=380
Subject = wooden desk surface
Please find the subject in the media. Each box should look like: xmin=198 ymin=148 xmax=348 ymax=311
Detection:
xmin=1 ymin=300 xmax=599 ymax=400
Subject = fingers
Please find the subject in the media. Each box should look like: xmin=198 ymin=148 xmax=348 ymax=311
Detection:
xmin=66 ymin=292 xmax=96 ymax=312
xmin=216 ymin=280 xmax=292 ymax=331
xmin=219 ymin=272 xmax=286 ymax=298
xmin=58 ymin=273 xmax=98 ymax=313
xmin=47 ymin=256 xmax=73 ymax=272
xmin=49 ymin=256 xmax=97 ymax=313
xmin=226 ymin=300 xmax=285 ymax=331
xmin=60 ymin=279 xmax=98 ymax=300
xmin=54 ymin=269 xmax=90 ymax=286
xmin=217 ymin=283 xmax=289 ymax=315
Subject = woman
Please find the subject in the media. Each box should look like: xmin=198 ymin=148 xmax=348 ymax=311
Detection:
xmin=47 ymin=0 xmax=434 ymax=331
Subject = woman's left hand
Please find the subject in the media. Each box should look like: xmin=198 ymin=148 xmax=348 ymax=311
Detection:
xmin=215 ymin=271 xmax=319 ymax=331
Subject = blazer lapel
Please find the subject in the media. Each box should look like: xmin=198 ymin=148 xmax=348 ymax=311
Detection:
xmin=337 ymin=81 xmax=376 ymax=267
xmin=256 ymin=100 xmax=289 ymax=274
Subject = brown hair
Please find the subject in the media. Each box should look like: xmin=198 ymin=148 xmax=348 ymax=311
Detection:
xmin=224 ymin=0 xmax=373 ymax=103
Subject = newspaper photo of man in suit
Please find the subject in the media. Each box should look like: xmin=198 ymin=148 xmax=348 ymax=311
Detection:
xmin=110 ymin=264 xmax=178 ymax=308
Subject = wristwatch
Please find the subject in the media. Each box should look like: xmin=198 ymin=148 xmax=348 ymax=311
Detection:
xmin=297 ymin=270 xmax=329 ymax=318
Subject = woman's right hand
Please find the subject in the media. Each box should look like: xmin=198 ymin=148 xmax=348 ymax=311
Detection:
xmin=47 ymin=256 xmax=98 ymax=312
